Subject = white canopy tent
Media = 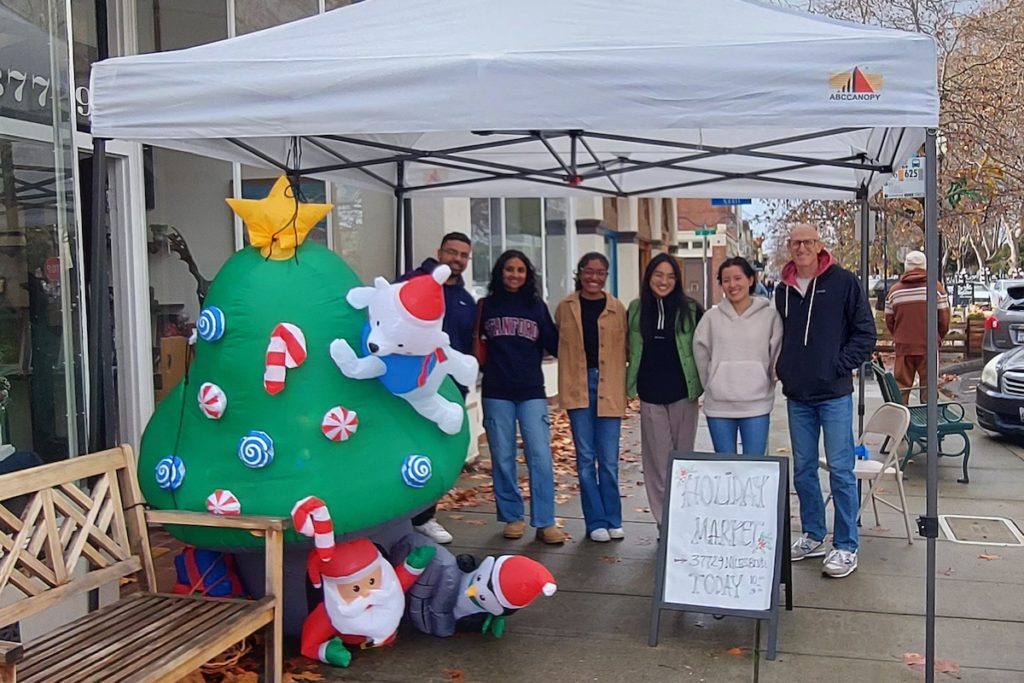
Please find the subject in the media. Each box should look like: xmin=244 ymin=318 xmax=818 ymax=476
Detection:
xmin=91 ymin=0 xmax=937 ymax=200
xmin=88 ymin=0 xmax=945 ymax=677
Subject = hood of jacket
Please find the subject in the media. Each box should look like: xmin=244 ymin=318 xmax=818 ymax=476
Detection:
xmin=780 ymin=249 xmax=835 ymax=287
xmin=899 ymin=268 xmax=927 ymax=284
xmin=717 ymin=295 xmax=771 ymax=321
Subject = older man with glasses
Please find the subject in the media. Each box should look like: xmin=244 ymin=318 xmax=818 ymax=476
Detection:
xmin=399 ymin=231 xmax=477 ymax=544
xmin=775 ymin=223 xmax=875 ymax=578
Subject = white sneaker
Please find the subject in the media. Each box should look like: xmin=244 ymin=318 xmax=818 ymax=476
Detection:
xmin=822 ymin=548 xmax=858 ymax=578
xmin=413 ymin=518 xmax=453 ymax=544
xmin=791 ymin=533 xmax=827 ymax=561
xmin=589 ymin=528 xmax=611 ymax=542
xmin=608 ymin=527 xmax=625 ymax=540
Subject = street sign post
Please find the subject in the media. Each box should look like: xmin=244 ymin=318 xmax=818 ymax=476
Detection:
xmin=694 ymin=229 xmax=715 ymax=308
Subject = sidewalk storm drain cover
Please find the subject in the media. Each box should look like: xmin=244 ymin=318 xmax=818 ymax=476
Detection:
xmin=938 ymin=515 xmax=1024 ymax=546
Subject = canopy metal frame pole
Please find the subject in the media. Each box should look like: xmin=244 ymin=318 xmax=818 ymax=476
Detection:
xmin=858 ymin=189 xmax=870 ymax=435
xmin=395 ymin=161 xmax=407 ymax=277
xmin=87 ymin=138 xmax=114 ymax=452
xmin=219 ymin=128 xmax=897 ymax=201
xmin=923 ymin=128 xmax=940 ymax=683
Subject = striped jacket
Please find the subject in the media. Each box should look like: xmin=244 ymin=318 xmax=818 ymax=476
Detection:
xmin=884 ymin=269 xmax=950 ymax=356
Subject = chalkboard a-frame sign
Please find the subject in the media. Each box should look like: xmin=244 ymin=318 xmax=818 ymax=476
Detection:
xmin=648 ymin=452 xmax=792 ymax=660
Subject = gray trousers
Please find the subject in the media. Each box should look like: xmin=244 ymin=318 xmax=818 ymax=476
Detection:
xmin=640 ymin=398 xmax=699 ymax=525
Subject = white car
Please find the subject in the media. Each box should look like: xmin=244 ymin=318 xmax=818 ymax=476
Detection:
xmin=988 ymin=279 xmax=1024 ymax=308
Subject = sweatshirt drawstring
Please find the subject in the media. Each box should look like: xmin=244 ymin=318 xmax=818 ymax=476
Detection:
xmin=783 ymin=286 xmax=790 ymax=318
xmin=803 ymin=277 xmax=817 ymax=346
xmin=656 ymin=298 xmax=665 ymax=330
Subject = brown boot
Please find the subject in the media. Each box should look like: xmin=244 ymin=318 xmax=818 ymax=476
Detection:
xmin=536 ymin=525 xmax=567 ymax=545
xmin=503 ymin=520 xmax=526 ymax=539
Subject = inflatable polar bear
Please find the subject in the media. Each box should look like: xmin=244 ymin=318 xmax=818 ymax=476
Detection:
xmin=329 ymin=265 xmax=478 ymax=435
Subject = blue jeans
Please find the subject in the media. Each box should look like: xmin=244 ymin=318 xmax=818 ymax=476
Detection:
xmin=483 ymin=397 xmax=556 ymax=528
xmin=567 ymin=368 xmax=623 ymax=534
xmin=787 ymin=395 xmax=859 ymax=551
xmin=706 ymin=414 xmax=771 ymax=456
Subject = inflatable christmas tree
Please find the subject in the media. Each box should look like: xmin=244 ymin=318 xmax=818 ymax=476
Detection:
xmin=139 ymin=177 xmax=470 ymax=547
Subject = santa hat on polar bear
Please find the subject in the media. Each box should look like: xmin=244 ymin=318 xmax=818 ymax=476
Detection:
xmin=398 ymin=266 xmax=450 ymax=323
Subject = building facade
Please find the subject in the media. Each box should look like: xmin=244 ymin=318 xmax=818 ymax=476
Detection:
xmin=1 ymin=1 xmax=686 ymax=461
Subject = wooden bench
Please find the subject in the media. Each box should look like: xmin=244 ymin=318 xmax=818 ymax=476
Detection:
xmin=870 ymin=362 xmax=973 ymax=483
xmin=0 ymin=446 xmax=286 ymax=683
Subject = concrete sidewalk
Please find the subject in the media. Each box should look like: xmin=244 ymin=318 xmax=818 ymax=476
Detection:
xmin=311 ymin=380 xmax=1024 ymax=682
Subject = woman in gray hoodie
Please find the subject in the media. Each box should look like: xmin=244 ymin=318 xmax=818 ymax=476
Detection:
xmin=693 ymin=257 xmax=783 ymax=455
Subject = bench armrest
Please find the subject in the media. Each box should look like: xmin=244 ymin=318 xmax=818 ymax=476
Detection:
xmin=939 ymin=401 xmax=967 ymax=422
xmin=145 ymin=510 xmax=289 ymax=532
xmin=1 ymin=640 xmax=24 ymax=666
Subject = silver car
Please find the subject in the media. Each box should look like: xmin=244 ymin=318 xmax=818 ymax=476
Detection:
xmin=982 ymin=285 xmax=1024 ymax=363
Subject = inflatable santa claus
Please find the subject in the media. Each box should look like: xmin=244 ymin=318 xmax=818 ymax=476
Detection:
xmin=452 ymin=554 xmax=557 ymax=637
xmin=299 ymin=534 xmax=435 ymax=668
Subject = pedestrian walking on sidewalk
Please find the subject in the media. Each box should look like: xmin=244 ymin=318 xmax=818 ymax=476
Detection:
xmin=400 ymin=231 xmax=477 ymax=545
xmin=627 ymin=254 xmax=703 ymax=528
xmin=694 ymin=257 xmax=782 ymax=456
xmin=475 ymin=250 xmax=566 ymax=545
xmin=884 ymin=250 xmax=949 ymax=403
xmin=776 ymin=224 xmax=876 ymax=578
xmin=555 ymin=252 xmax=628 ymax=543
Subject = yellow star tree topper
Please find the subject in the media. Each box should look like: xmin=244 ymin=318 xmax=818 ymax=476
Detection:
xmin=226 ymin=175 xmax=333 ymax=260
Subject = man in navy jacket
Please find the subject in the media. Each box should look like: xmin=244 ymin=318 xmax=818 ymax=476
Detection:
xmin=775 ymin=223 xmax=875 ymax=578
xmin=400 ymin=231 xmax=477 ymax=544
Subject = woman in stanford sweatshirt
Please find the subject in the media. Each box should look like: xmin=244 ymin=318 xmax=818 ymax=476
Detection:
xmin=476 ymin=250 xmax=565 ymax=545
xmin=693 ymin=257 xmax=783 ymax=455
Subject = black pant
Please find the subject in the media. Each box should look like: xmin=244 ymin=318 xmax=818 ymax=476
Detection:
xmin=411 ymin=383 xmax=469 ymax=527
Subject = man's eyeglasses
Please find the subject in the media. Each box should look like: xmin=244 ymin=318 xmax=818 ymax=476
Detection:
xmin=441 ymin=247 xmax=471 ymax=260
xmin=788 ymin=239 xmax=819 ymax=250
xmin=581 ymin=268 xmax=609 ymax=278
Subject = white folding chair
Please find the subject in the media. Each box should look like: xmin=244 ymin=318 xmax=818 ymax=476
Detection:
xmin=821 ymin=403 xmax=914 ymax=544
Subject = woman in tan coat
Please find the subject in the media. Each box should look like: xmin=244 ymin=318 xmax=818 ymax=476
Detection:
xmin=555 ymin=252 xmax=628 ymax=542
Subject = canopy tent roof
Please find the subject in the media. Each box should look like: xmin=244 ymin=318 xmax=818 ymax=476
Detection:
xmin=90 ymin=0 xmax=938 ymax=198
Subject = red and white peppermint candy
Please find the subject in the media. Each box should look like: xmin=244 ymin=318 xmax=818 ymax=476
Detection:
xmin=322 ymin=406 xmax=358 ymax=442
xmin=206 ymin=489 xmax=241 ymax=516
xmin=291 ymin=496 xmax=334 ymax=562
xmin=198 ymin=382 xmax=227 ymax=419
xmin=264 ymin=322 xmax=307 ymax=395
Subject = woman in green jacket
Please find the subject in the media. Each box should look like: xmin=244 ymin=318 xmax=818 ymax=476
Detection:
xmin=627 ymin=253 xmax=703 ymax=527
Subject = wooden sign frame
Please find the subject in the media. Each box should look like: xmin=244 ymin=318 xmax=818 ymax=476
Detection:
xmin=648 ymin=451 xmax=792 ymax=660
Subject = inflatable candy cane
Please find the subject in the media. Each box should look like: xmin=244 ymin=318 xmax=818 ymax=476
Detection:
xmin=264 ymin=322 xmax=307 ymax=395
xmin=291 ymin=496 xmax=334 ymax=562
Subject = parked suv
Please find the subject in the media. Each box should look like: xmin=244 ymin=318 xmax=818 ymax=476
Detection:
xmin=977 ymin=345 xmax=1024 ymax=436
xmin=982 ymin=285 xmax=1024 ymax=363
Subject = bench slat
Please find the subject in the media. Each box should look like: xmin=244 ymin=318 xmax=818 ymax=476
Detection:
xmin=0 ymin=557 xmax=141 ymax=628
xmin=19 ymin=594 xmax=181 ymax=676
xmin=74 ymin=598 xmax=265 ymax=683
xmin=26 ymin=596 xmax=254 ymax=683
xmin=125 ymin=598 xmax=276 ymax=683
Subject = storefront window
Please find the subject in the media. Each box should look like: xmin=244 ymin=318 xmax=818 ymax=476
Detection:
xmin=235 ymin=0 xmax=317 ymax=35
xmin=0 ymin=0 xmax=83 ymax=462
xmin=70 ymin=0 xmax=97 ymax=130
xmin=470 ymin=198 xmax=501 ymax=296
xmin=504 ymin=198 xmax=543 ymax=294
xmin=136 ymin=0 xmax=227 ymax=53
xmin=544 ymin=198 xmax=570 ymax=309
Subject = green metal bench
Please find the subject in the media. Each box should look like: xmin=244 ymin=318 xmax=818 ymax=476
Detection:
xmin=870 ymin=361 xmax=973 ymax=483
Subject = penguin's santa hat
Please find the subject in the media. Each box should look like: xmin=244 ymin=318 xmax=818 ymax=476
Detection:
xmin=491 ymin=555 xmax=557 ymax=610
xmin=397 ymin=265 xmax=450 ymax=323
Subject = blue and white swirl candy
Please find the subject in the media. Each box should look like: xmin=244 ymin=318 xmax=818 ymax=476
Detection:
xmin=401 ymin=454 xmax=432 ymax=488
xmin=238 ymin=430 xmax=274 ymax=469
xmin=155 ymin=455 xmax=185 ymax=490
xmin=197 ymin=306 xmax=226 ymax=342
